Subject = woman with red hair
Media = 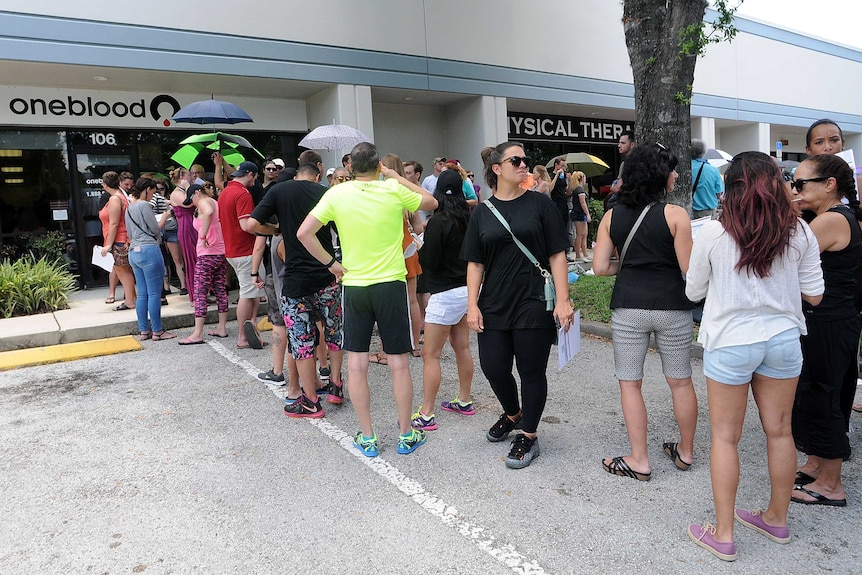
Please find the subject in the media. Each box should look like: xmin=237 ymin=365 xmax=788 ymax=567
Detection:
xmin=685 ymin=151 xmax=824 ymax=561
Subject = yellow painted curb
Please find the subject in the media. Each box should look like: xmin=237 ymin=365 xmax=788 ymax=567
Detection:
xmin=0 ymin=336 xmax=142 ymax=371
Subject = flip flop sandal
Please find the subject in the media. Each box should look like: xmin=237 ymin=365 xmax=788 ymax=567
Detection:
xmin=208 ymin=332 xmax=229 ymax=338
xmin=152 ymin=330 xmax=176 ymax=341
xmin=602 ymin=456 xmax=651 ymax=482
xmin=242 ymin=320 xmax=263 ymax=349
xmin=795 ymin=471 xmax=817 ymax=486
xmin=114 ymin=302 xmax=130 ymax=311
xmin=369 ymin=353 xmax=388 ymax=366
xmin=139 ymin=331 xmax=152 ymax=341
xmin=791 ymin=486 xmax=847 ymax=507
xmin=663 ymin=442 xmax=692 ymax=471
xmin=178 ymin=338 xmax=205 ymax=345
xmin=105 ymin=296 xmax=116 ymax=304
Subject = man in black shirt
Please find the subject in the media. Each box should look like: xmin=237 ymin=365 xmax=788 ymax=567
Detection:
xmin=247 ymin=162 xmax=345 ymax=417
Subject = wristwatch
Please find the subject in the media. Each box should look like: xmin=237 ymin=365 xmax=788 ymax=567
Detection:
xmin=250 ymin=272 xmax=259 ymax=277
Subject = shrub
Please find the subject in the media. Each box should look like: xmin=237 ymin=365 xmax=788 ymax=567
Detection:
xmin=569 ymin=274 xmax=615 ymax=324
xmin=0 ymin=256 xmax=78 ymax=318
xmin=588 ymin=198 xmax=604 ymax=244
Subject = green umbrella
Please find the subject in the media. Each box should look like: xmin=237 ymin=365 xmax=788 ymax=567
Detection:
xmin=170 ymin=132 xmax=264 ymax=169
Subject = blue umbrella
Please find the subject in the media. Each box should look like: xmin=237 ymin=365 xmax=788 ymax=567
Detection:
xmin=172 ymin=99 xmax=253 ymax=125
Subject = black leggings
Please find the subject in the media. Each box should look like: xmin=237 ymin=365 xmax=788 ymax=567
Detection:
xmin=477 ymin=327 xmax=555 ymax=434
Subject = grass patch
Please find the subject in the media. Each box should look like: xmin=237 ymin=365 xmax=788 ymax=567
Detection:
xmin=569 ymin=274 xmax=615 ymax=323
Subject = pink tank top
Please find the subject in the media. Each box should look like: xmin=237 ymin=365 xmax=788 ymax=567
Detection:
xmin=192 ymin=200 xmax=226 ymax=256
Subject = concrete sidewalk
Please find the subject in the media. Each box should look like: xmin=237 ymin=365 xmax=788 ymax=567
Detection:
xmin=0 ymin=287 xmax=248 ymax=353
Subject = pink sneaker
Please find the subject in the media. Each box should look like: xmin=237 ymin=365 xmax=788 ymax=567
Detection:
xmin=734 ymin=508 xmax=790 ymax=544
xmin=688 ymin=523 xmax=737 ymax=561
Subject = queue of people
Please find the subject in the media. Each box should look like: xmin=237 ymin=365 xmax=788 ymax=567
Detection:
xmin=105 ymin=127 xmax=861 ymax=560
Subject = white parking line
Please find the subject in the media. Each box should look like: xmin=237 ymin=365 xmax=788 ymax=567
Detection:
xmin=208 ymin=340 xmax=549 ymax=575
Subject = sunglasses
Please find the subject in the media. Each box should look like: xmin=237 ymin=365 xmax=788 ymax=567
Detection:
xmin=434 ymin=158 xmax=446 ymax=163
xmin=502 ymin=156 xmax=531 ymax=168
xmin=155 ymin=186 xmax=166 ymax=192
xmin=335 ymin=176 xmax=351 ymax=182
xmin=791 ymin=176 xmax=829 ymax=192
xmin=265 ymin=167 xmax=279 ymax=172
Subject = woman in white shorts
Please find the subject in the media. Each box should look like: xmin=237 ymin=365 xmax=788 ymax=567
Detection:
xmin=685 ymin=152 xmax=824 ymax=562
xmin=410 ymin=170 xmax=475 ymax=431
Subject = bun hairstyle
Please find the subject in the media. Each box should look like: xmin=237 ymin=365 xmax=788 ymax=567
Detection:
xmin=482 ymin=141 xmax=524 ymax=190
xmin=804 ymin=154 xmax=862 ymax=222
xmin=129 ymin=177 xmax=156 ymax=199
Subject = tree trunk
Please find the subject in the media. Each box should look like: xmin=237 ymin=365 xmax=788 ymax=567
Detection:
xmin=622 ymin=0 xmax=707 ymax=210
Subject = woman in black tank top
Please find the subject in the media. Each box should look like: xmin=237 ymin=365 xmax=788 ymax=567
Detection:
xmin=593 ymin=143 xmax=697 ymax=483
xmin=791 ymin=153 xmax=862 ymax=507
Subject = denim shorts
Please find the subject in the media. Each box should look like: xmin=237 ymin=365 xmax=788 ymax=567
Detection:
xmin=703 ymin=328 xmax=802 ymax=385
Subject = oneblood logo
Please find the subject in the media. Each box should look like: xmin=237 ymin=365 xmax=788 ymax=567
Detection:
xmin=8 ymin=94 xmax=181 ymax=126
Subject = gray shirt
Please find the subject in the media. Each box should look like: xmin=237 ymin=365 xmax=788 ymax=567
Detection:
xmin=125 ymin=200 xmax=161 ymax=248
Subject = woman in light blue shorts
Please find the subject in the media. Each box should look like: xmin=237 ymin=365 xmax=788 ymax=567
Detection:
xmin=685 ymin=152 xmax=824 ymax=562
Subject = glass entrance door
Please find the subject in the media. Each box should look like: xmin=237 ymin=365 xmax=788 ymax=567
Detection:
xmin=70 ymin=149 xmax=134 ymax=288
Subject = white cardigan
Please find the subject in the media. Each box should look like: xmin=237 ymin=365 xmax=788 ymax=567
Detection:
xmin=686 ymin=219 xmax=824 ymax=351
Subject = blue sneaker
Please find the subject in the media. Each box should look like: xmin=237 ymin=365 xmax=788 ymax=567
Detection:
xmin=353 ymin=431 xmax=379 ymax=457
xmin=397 ymin=429 xmax=427 ymax=454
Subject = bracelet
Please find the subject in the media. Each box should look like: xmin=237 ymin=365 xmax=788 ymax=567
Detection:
xmin=325 ymin=256 xmax=337 ymax=267
xmin=250 ymin=272 xmax=259 ymax=277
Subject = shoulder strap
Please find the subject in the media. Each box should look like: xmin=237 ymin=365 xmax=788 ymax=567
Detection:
xmin=483 ymin=199 xmax=543 ymax=270
xmin=128 ymin=203 xmax=159 ymax=240
xmin=691 ymin=162 xmax=706 ymax=197
xmin=618 ymin=202 xmax=655 ymax=268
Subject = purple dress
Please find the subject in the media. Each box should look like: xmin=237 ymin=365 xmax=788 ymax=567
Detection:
xmin=173 ymin=204 xmax=197 ymax=302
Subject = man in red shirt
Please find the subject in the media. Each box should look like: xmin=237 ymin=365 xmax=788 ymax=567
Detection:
xmin=218 ymin=161 xmax=266 ymax=349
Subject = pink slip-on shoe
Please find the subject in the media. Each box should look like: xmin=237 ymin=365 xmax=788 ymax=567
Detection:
xmin=688 ymin=523 xmax=737 ymax=561
xmin=734 ymin=508 xmax=790 ymax=543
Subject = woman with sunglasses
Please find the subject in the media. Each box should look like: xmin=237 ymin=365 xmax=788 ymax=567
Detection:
xmin=592 ymin=143 xmax=697 ymax=482
xmin=685 ymin=152 xmax=823 ymax=561
xmin=801 ymin=119 xmax=862 ymax=417
xmin=461 ymin=142 xmax=573 ymax=469
xmin=790 ymin=153 xmax=862 ymax=508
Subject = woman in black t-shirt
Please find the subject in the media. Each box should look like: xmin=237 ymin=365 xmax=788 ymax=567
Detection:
xmin=461 ymin=142 xmax=573 ymax=469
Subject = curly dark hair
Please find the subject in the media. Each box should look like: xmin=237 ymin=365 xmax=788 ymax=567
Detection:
xmin=617 ymin=143 xmax=678 ymax=207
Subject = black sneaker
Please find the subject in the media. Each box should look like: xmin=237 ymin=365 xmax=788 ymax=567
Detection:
xmin=327 ymin=380 xmax=344 ymax=405
xmin=318 ymin=366 xmax=331 ymax=384
xmin=505 ymin=434 xmax=540 ymax=469
xmin=179 ymin=288 xmax=189 ymax=296
xmin=486 ymin=412 xmax=522 ymax=442
xmin=257 ymin=369 xmax=285 ymax=386
xmin=283 ymin=394 xmax=324 ymax=419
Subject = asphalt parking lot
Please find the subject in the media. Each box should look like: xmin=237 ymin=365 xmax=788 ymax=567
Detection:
xmin=1 ymin=326 xmax=859 ymax=574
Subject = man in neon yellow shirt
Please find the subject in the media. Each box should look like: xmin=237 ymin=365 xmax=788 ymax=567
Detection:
xmin=298 ymin=142 xmax=438 ymax=457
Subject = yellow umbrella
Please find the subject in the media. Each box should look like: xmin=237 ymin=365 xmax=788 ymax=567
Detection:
xmin=546 ymin=153 xmax=610 ymax=178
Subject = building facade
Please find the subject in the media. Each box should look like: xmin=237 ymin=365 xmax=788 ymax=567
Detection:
xmin=0 ymin=1 xmax=860 ymax=286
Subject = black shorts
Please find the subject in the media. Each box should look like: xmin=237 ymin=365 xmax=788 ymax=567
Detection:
xmin=342 ymin=280 xmax=412 ymax=354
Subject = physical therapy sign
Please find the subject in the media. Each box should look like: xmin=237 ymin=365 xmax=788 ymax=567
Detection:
xmin=509 ymin=112 xmax=633 ymax=144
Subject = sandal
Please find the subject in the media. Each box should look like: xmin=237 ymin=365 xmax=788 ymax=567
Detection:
xmin=602 ymin=456 xmax=651 ymax=482
xmin=114 ymin=302 xmax=130 ymax=311
xmin=411 ymin=349 xmax=422 ymax=358
xmin=369 ymin=353 xmax=388 ymax=366
xmin=105 ymin=296 xmax=116 ymax=304
xmin=139 ymin=331 xmax=152 ymax=341
xmin=152 ymin=330 xmax=177 ymax=341
xmin=662 ymin=442 xmax=692 ymax=471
